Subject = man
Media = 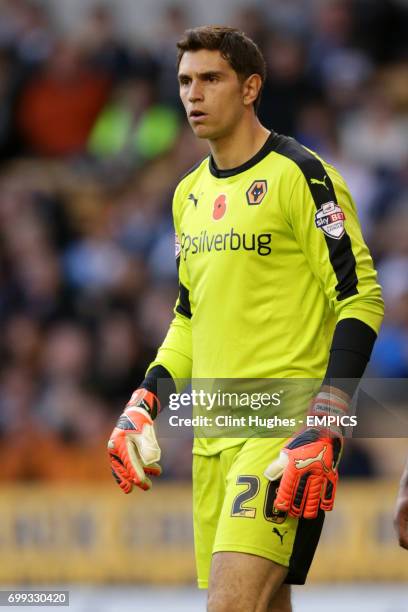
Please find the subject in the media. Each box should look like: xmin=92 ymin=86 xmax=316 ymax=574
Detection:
xmin=108 ymin=27 xmax=384 ymax=611
xmin=394 ymin=459 xmax=408 ymax=550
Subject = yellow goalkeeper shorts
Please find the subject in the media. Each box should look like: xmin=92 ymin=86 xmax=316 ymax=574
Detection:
xmin=192 ymin=437 xmax=325 ymax=588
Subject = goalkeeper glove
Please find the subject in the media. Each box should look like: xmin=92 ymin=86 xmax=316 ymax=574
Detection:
xmin=264 ymin=390 xmax=348 ymax=519
xmin=108 ymin=388 xmax=162 ymax=493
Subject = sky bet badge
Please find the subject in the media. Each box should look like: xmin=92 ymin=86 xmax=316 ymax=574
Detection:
xmin=315 ymin=201 xmax=346 ymax=239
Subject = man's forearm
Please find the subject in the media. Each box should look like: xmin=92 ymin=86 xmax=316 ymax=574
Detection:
xmin=323 ymin=317 xmax=377 ymax=398
xmin=140 ymin=364 xmax=176 ymax=413
xmin=141 ymin=365 xmax=175 ymax=395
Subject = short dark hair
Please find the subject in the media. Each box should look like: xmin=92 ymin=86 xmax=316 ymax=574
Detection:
xmin=176 ymin=25 xmax=266 ymax=110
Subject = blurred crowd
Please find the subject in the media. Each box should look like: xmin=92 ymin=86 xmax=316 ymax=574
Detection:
xmin=0 ymin=0 xmax=407 ymax=482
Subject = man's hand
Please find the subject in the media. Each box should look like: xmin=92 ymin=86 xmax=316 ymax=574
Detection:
xmin=108 ymin=389 xmax=162 ymax=493
xmin=394 ymin=462 xmax=408 ymax=549
xmin=264 ymin=390 xmax=348 ymax=519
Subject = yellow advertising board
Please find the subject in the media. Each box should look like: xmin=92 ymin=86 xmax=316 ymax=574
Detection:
xmin=0 ymin=481 xmax=406 ymax=584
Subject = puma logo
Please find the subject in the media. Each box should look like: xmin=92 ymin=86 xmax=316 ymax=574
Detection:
xmin=310 ymin=175 xmax=329 ymax=191
xmin=294 ymin=446 xmax=329 ymax=473
xmin=272 ymin=527 xmax=288 ymax=545
xmin=188 ymin=193 xmax=199 ymax=207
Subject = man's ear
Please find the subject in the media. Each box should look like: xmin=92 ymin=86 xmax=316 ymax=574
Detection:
xmin=242 ymin=74 xmax=262 ymax=108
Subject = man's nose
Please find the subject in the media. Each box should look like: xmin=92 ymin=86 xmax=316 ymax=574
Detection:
xmin=188 ymin=80 xmax=204 ymax=102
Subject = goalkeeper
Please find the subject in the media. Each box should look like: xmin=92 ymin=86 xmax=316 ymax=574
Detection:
xmin=108 ymin=26 xmax=384 ymax=612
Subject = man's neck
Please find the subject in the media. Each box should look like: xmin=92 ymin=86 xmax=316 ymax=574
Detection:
xmin=209 ymin=116 xmax=271 ymax=171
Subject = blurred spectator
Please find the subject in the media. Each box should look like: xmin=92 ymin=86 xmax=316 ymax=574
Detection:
xmin=0 ymin=364 xmax=37 ymax=437
xmin=93 ymin=311 xmax=146 ymax=405
xmin=75 ymin=3 xmax=135 ymax=79
xmin=3 ymin=313 xmax=42 ymax=372
xmin=352 ymin=0 xmax=408 ymax=64
xmin=0 ymin=50 xmax=19 ymax=157
xmin=138 ymin=283 xmax=177 ymax=349
xmin=16 ymin=39 xmax=112 ymax=156
xmin=40 ymin=322 xmax=92 ymax=383
xmin=264 ymin=0 xmax=312 ymax=38
xmin=0 ymin=0 xmax=54 ymax=65
xmin=339 ymin=70 xmax=408 ymax=171
xmin=308 ymin=0 xmax=374 ymax=112
xmin=64 ymin=234 xmax=129 ymax=293
xmin=370 ymin=206 xmax=408 ymax=376
xmin=152 ymin=3 xmax=191 ymax=108
xmin=259 ymin=34 xmax=321 ymax=135
xmin=232 ymin=5 xmax=270 ymax=50
xmin=339 ymin=440 xmax=377 ymax=478
xmin=88 ymin=78 xmax=180 ymax=168
xmin=0 ymin=178 xmax=74 ymax=322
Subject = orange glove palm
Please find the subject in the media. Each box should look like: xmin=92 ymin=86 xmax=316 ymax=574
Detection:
xmin=108 ymin=389 xmax=162 ymax=493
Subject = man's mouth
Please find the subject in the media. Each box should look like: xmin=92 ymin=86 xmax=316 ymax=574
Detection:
xmin=189 ymin=110 xmax=207 ymax=119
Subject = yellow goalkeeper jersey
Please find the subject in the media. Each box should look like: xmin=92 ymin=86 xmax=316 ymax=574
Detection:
xmin=148 ymin=131 xmax=384 ymax=455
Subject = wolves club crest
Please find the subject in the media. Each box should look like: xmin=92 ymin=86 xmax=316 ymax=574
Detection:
xmin=315 ymin=201 xmax=346 ymax=240
xmin=246 ymin=180 xmax=268 ymax=205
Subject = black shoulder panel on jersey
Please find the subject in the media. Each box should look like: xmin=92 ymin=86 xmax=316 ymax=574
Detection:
xmin=179 ymin=155 xmax=209 ymax=183
xmin=176 ymin=282 xmax=192 ymax=319
xmin=274 ymin=134 xmax=358 ymax=302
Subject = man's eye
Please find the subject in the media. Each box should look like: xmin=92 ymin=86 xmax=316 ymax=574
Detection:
xmin=207 ymin=75 xmax=217 ymax=82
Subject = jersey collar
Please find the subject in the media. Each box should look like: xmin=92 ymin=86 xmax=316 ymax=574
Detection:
xmin=209 ymin=131 xmax=279 ymax=179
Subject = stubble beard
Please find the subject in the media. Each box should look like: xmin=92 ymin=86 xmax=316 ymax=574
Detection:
xmin=189 ymin=117 xmax=235 ymax=143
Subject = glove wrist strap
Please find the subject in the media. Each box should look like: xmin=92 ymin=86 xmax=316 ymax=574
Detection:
xmin=127 ymin=389 xmax=161 ymax=420
xmin=308 ymin=391 xmax=349 ymax=437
